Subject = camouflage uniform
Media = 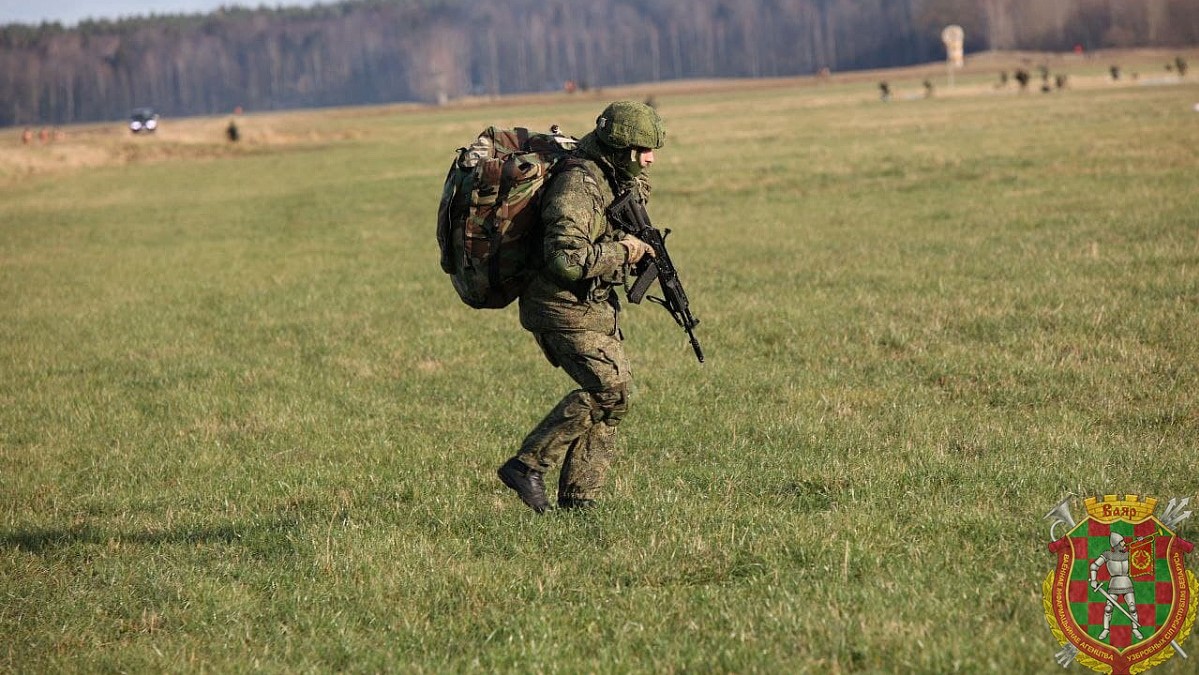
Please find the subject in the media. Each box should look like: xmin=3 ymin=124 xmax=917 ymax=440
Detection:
xmin=504 ymin=102 xmax=665 ymax=507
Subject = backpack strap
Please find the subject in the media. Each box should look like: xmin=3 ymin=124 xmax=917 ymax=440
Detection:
xmin=484 ymin=166 xmax=518 ymax=293
xmin=437 ymin=163 xmax=460 ymax=274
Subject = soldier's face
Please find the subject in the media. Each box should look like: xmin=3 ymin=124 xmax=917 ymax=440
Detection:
xmin=622 ymin=147 xmax=656 ymax=178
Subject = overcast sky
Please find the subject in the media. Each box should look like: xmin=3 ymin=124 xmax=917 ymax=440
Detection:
xmin=0 ymin=1 xmax=326 ymax=26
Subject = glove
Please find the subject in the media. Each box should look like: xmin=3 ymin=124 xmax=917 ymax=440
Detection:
xmin=619 ymin=235 xmax=655 ymax=265
xmin=1090 ymin=580 xmax=1100 ymax=592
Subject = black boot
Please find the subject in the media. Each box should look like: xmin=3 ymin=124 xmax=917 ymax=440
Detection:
xmin=497 ymin=458 xmax=550 ymax=514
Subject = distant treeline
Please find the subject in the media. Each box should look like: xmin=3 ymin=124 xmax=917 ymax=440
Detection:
xmin=2 ymin=0 xmax=1197 ymax=126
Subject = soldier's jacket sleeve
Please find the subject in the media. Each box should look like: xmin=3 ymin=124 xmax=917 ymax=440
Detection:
xmin=540 ymin=167 xmax=627 ymax=283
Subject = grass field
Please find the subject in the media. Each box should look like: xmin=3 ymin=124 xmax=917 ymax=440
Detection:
xmin=2 ymin=50 xmax=1198 ymax=673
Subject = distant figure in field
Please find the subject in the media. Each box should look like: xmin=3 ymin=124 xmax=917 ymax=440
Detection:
xmin=1038 ymin=65 xmax=1050 ymax=85
xmin=38 ymin=127 xmax=49 ymax=143
xmin=1175 ymin=57 xmax=1188 ymax=77
xmin=226 ymin=120 xmax=240 ymax=142
xmin=1110 ymin=65 xmax=1121 ymax=81
xmin=21 ymin=127 xmax=33 ymax=144
xmin=1055 ymin=74 xmax=1068 ymax=90
xmin=878 ymin=81 xmax=891 ymax=102
xmin=923 ymin=80 xmax=934 ymax=98
xmin=997 ymin=71 xmax=1009 ymax=89
xmin=1014 ymin=69 xmax=1031 ymax=92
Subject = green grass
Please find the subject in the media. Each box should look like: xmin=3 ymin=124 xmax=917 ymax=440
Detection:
xmin=2 ymin=70 xmax=1198 ymax=673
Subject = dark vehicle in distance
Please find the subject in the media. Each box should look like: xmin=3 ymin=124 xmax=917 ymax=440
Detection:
xmin=129 ymin=108 xmax=159 ymax=133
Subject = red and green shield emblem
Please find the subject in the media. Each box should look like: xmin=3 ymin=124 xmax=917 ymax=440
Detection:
xmin=1043 ymin=495 xmax=1197 ymax=674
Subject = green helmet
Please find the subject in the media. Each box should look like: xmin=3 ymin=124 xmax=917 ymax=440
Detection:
xmin=595 ymin=101 xmax=666 ymax=150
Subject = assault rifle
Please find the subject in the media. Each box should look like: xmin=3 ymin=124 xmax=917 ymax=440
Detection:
xmin=606 ymin=189 xmax=704 ymax=363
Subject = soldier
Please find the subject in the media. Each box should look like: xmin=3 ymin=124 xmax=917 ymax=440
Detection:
xmin=496 ymin=101 xmax=664 ymax=513
xmin=1014 ymin=69 xmax=1031 ymax=92
xmin=1089 ymin=532 xmax=1141 ymax=641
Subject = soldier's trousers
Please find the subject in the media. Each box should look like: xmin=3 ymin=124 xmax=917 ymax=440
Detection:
xmin=517 ymin=329 xmax=632 ymax=501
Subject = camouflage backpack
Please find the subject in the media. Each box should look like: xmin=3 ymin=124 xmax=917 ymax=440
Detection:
xmin=437 ymin=126 xmax=577 ymax=309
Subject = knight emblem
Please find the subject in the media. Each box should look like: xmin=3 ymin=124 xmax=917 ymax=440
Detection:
xmin=1042 ymin=494 xmax=1196 ymax=674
